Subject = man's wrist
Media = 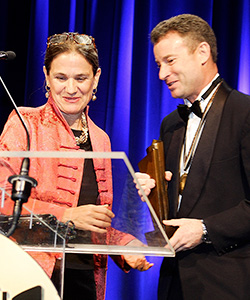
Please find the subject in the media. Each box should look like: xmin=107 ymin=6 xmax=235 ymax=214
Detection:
xmin=201 ymin=220 xmax=212 ymax=244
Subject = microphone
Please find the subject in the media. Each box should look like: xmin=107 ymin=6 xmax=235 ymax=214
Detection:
xmin=7 ymin=158 xmax=37 ymax=237
xmin=0 ymin=67 xmax=37 ymax=237
xmin=0 ymin=51 xmax=16 ymax=61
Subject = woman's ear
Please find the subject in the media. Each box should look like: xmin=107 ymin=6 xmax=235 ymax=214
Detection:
xmin=93 ymin=68 xmax=101 ymax=89
xmin=43 ymin=66 xmax=49 ymax=83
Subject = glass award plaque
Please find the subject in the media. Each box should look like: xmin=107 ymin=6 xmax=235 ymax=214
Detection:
xmin=0 ymin=150 xmax=175 ymax=299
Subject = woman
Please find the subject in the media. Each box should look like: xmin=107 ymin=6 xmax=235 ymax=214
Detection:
xmin=0 ymin=32 xmax=152 ymax=300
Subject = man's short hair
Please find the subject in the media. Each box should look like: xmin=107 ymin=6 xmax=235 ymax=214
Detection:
xmin=150 ymin=14 xmax=218 ymax=63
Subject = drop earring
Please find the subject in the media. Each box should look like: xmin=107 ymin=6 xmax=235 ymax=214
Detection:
xmin=92 ymin=88 xmax=97 ymax=101
xmin=45 ymin=84 xmax=50 ymax=98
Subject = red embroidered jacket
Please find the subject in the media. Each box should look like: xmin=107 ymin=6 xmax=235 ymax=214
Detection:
xmin=0 ymin=96 xmax=133 ymax=300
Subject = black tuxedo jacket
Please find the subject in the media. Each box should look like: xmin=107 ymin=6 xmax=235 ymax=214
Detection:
xmin=158 ymin=81 xmax=250 ymax=300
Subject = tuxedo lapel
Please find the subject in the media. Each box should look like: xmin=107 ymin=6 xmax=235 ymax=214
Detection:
xmin=178 ymin=82 xmax=232 ymax=217
xmin=165 ymin=118 xmax=186 ymax=218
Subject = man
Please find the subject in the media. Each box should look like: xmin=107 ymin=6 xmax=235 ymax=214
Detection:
xmin=136 ymin=14 xmax=250 ymax=300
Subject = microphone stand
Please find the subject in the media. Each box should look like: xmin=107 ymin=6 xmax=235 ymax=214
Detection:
xmin=0 ymin=75 xmax=37 ymax=237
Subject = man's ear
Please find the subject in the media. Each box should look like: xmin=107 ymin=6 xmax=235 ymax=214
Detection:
xmin=198 ymin=42 xmax=211 ymax=65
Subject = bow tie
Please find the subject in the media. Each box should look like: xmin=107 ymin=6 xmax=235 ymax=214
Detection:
xmin=177 ymin=76 xmax=222 ymax=122
xmin=178 ymin=100 xmax=202 ymax=122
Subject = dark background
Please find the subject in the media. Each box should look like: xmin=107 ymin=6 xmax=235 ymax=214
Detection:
xmin=0 ymin=1 xmax=249 ymax=299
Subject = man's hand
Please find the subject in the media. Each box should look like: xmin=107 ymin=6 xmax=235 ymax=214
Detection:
xmin=134 ymin=172 xmax=156 ymax=198
xmin=134 ymin=171 xmax=172 ymax=200
xmin=164 ymin=218 xmax=204 ymax=252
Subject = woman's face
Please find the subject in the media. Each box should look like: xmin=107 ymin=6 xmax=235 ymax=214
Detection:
xmin=44 ymin=51 xmax=101 ymax=118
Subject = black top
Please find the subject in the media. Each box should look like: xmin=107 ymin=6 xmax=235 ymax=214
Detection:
xmin=66 ymin=129 xmax=99 ymax=270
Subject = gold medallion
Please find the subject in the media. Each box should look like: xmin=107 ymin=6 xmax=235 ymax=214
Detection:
xmin=179 ymin=173 xmax=188 ymax=195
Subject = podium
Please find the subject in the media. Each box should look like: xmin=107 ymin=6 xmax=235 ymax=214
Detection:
xmin=0 ymin=233 xmax=61 ymax=300
xmin=0 ymin=151 xmax=175 ymax=299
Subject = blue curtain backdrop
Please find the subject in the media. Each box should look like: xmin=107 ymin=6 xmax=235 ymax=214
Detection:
xmin=0 ymin=0 xmax=250 ymax=299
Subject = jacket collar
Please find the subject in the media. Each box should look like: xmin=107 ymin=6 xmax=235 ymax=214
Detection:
xmin=47 ymin=96 xmax=91 ymax=143
xmin=177 ymin=81 xmax=232 ymax=216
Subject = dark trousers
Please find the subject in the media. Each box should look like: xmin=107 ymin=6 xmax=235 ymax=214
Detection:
xmin=52 ymin=266 xmax=96 ymax=300
xmin=63 ymin=268 xmax=96 ymax=300
xmin=158 ymin=258 xmax=183 ymax=300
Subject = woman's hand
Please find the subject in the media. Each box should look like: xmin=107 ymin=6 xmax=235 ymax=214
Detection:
xmin=123 ymin=239 xmax=154 ymax=271
xmin=123 ymin=255 xmax=153 ymax=271
xmin=62 ymin=204 xmax=115 ymax=233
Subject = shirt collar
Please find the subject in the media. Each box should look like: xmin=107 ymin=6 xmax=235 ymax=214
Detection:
xmin=184 ymin=73 xmax=220 ymax=112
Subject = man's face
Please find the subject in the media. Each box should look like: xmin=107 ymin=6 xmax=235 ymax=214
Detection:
xmin=153 ymin=31 xmax=204 ymax=103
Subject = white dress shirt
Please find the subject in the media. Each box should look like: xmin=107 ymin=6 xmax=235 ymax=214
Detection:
xmin=178 ymin=74 xmax=220 ymax=210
